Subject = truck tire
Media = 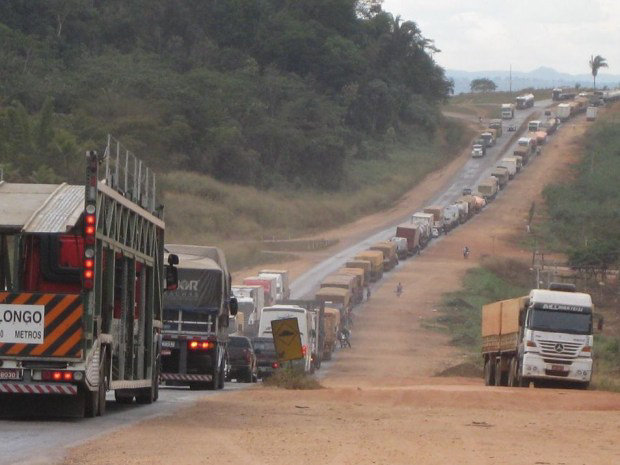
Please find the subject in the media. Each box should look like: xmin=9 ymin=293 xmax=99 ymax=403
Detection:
xmin=208 ymin=364 xmax=219 ymax=390
xmin=484 ymin=358 xmax=495 ymax=386
xmin=494 ymin=357 xmax=508 ymax=386
xmin=244 ymin=367 xmax=253 ymax=383
xmin=218 ymin=361 xmax=225 ymax=389
xmin=507 ymin=357 xmax=518 ymax=387
xmin=83 ymin=386 xmax=98 ymax=418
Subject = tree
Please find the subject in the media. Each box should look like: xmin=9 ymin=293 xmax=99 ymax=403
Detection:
xmin=470 ymin=78 xmax=497 ymax=93
xmin=589 ymin=55 xmax=608 ymax=89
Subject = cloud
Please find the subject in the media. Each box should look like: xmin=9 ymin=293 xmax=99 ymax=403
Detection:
xmin=381 ymin=0 xmax=619 ymax=74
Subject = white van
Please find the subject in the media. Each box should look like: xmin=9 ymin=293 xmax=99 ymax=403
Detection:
xmin=258 ymin=272 xmax=283 ymax=302
xmin=258 ymin=305 xmax=313 ymax=372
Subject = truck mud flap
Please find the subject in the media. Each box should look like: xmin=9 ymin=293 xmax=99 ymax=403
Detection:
xmin=161 ymin=373 xmax=212 ymax=382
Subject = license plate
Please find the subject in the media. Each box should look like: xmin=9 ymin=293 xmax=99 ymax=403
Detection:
xmin=551 ymin=364 xmax=566 ymax=371
xmin=161 ymin=340 xmax=176 ymax=348
xmin=0 ymin=369 xmax=22 ymax=380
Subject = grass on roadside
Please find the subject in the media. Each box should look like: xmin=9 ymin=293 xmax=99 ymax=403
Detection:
xmin=162 ymin=119 xmax=474 ymax=270
xmin=262 ymin=366 xmax=323 ymax=390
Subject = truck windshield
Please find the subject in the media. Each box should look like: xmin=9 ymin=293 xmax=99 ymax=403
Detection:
xmin=528 ymin=308 xmax=592 ymax=335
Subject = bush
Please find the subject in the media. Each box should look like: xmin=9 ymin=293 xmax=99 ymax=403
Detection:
xmin=262 ymin=366 xmax=323 ymax=390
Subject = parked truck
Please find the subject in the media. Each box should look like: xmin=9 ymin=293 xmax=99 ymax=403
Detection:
xmin=480 ymin=130 xmax=496 ymax=148
xmin=259 ymin=270 xmax=290 ymax=301
xmin=443 ymin=205 xmax=460 ymax=231
xmin=411 ymin=212 xmax=434 ymax=245
xmin=477 ymin=177 xmax=499 ymax=202
xmin=322 ymin=307 xmax=340 ymax=360
xmin=320 ymin=274 xmax=360 ymax=305
xmin=243 ymin=276 xmax=276 ymax=306
xmin=354 ymin=251 xmax=384 ymax=282
xmin=345 ymin=260 xmax=372 ymax=285
xmin=369 ymin=242 xmax=398 ymax=271
xmin=389 ymin=237 xmax=409 ymax=260
xmin=557 ymin=103 xmax=572 ymax=121
xmin=423 ymin=206 xmax=446 ymax=235
xmin=488 ymin=119 xmax=503 ymax=137
xmin=516 ymin=93 xmax=535 ymax=109
xmin=471 ymin=143 xmax=485 ymax=158
xmin=395 ymin=224 xmax=422 ymax=255
xmin=491 ymin=166 xmax=509 ymax=190
xmin=482 ymin=285 xmax=593 ymax=389
xmin=0 ymin=141 xmax=178 ymax=417
xmin=499 ymin=157 xmax=518 ymax=178
xmin=501 ymin=103 xmax=515 ymax=119
xmin=586 ymin=106 xmax=598 ymax=121
xmin=232 ymin=285 xmax=265 ymax=335
xmin=162 ymin=244 xmax=237 ymax=391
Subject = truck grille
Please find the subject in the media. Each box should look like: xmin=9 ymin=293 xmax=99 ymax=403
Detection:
xmin=538 ymin=340 xmax=581 ymax=359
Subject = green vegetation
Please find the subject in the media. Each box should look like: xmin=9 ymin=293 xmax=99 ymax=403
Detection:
xmin=542 ymin=108 xmax=620 ymax=275
xmin=0 ymin=1 xmax=452 ymax=191
xmin=263 ymin=366 xmax=323 ymax=390
xmin=469 ymin=78 xmax=497 ymax=93
xmin=427 ymin=258 xmax=530 ymax=363
xmin=589 ymin=55 xmax=609 ymax=89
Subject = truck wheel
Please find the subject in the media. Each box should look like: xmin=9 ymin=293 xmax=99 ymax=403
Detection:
xmin=218 ymin=363 xmax=225 ymax=389
xmin=208 ymin=365 xmax=219 ymax=390
xmin=484 ymin=358 xmax=495 ymax=386
xmin=244 ymin=367 xmax=253 ymax=383
xmin=507 ymin=357 xmax=518 ymax=387
xmin=494 ymin=358 xmax=503 ymax=386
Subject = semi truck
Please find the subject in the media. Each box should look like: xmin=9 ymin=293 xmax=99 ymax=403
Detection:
xmin=482 ymin=285 xmax=593 ymax=389
xmin=0 ymin=138 xmax=178 ymax=417
xmin=491 ymin=167 xmax=509 ymax=190
xmin=369 ymin=242 xmax=398 ymax=271
xmin=345 ymin=260 xmax=371 ymax=284
xmin=354 ymin=251 xmax=383 ymax=282
xmin=423 ymin=206 xmax=446 ymax=235
xmin=161 ymin=244 xmax=237 ymax=391
xmin=395 ymin=224 xmax=422 ymax=255
xmin=259 ymin=270 xmax=290 ymax=300
xmin=586 ymin=106 xmax=598 ymax=121
xmin=499 ymin=157 xmax=519 ymax=178
xmin=443 ymin=205 xmax=460 ymax=231
xmin=480 ymin=131 xmax=495 ymax=148
xmin=389 ymin=237 xmax=408 ymax=260
xmin=516 ymin=93 xmax=535 ymax=109
xmin=488 ymin=119 xmax=503 ymax=137
xmin=320 ymin=274 xmax=360 ymax=305
xmin=471 ymin=144 xmax=485 ymax=158
xmin=557 ymin=103 xmax=572 ymax=121
xmin=501 ymin=103 xmax=515 ymax=119
xmin=477 ymin=177 xmax=499 ymax=202
xmin=411 ymin=212 xmax=434 ymax=244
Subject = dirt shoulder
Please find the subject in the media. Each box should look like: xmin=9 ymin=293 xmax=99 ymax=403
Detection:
xmin=64 ymin=113 xmax=620 ymax=465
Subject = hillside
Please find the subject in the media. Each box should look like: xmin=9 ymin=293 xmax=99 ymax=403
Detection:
xmin=0 ymin=1 xmax=466 ymax=266
xmin=0 ymin=1 xmax=451 ymax=188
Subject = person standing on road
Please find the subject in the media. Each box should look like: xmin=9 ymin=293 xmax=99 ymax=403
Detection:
xmin=396 ymin=282 xmax=403 ymax=297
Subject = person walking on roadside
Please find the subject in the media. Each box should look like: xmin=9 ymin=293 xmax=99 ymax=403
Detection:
xmin=463 ymin=245 xmax=470 ymax=259
xmin=396 ymin=282 xmax=403 ymax=297
xmin=366 ymin=286 xmax=371 ymax=301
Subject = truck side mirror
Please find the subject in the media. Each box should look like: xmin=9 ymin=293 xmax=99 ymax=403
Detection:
xmin=229 ymin=297 xmax=238 ymax=316
xmin=167 ymin=253 xmax=179 ymax=266
xmin=165 ymin=265 xmax=178 ymax=291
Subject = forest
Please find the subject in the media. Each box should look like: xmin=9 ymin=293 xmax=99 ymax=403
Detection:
xmin=0 ymin=0 xmax=452 ymax=190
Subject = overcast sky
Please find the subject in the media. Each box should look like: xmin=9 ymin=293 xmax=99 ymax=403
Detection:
xmin=381 ymin=0 xmax=619 ymax=75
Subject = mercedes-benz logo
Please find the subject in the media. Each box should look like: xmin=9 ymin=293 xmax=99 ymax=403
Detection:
xmin=554 ymin=343 xmax=564 ymax=353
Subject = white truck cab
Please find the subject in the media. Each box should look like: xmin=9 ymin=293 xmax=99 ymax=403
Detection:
xmin=521 ymin=289 xmax=593 ymax=387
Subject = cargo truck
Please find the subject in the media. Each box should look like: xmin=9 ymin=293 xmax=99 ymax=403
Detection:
xmin=0 ymin=140 xmax=178 ymax=417
xmin=423 ymin=206 xmax=446 ymax=235
xmin=491 ymin=167 xmax=509 ymax=190
xmin=477 ymin=177 xmax=499 ymax=202
xmin=338 ymin=267 xmax=366 ymax=292
xmin=443 ymin=205 xmax=460 ymax=231
xmin=516 ymin=93 xmax=534 ymax=109
xmin=322 ymin=307 xmax=340 ymax=360
xmin=586 ymin=106 xmax=598 ymax=121
xmin=528 ymin=121 xmax=542 ymax=132
xmin=480 ymin=131 xmax=495 ymax=148
xmin=395 ymin=224 xmax=422 ymax=255
xmin=411 ymin=212 xmax=434 ymax=245
xmin=501 ymin=103 xmax=515 ymax=119
xmin=369 ymin=242 xmax=398 ymax=271
xmin=259 ymin=270 xmax=290 ymax=301
xmin=482 ymin=285 xmax=593 ymax=389
xmin=243 ymin=277 xmax=276 ymax=306
xmin=345 ymin=260 xmax=371 ymax=285
xmin=314 ymin=287 xmax=352 ymax=332
xmin=162 ymin=244 xmax=237 ymax=391
xmin=488 ymin=119 xmax=503 ymax=137
xmin=471 ymin=144 xmax=485 ymax=158
xmin=320 ymin=274 xmax=360 ymax=305
xmin=232 ymin=285 xmax=264 ymax=334
xmin=457 ymin=196 xmax=477 ymax=219
xmin=354 ymin=251 xmax=384 ymax=282
xmin=499 ymin=157 xmax=518 ymax=178
xmin=557 ymin=103 xmax=572 ymax=121
xmin=389 ymin=237 xmax=408 ymax=260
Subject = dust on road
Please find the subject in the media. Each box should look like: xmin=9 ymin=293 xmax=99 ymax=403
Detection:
xmin=64 ymin=115 xmax=620 ymax=465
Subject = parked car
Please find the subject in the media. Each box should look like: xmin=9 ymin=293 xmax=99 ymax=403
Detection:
xmin=252 ymin=337 xmax=278 ymax=379
xmin=508 ymin=124 xmax=517 ymax=132
xmin=226 ymin=336 xmax=257 ymax=383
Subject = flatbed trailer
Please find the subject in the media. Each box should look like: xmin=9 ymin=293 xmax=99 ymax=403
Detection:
xmin=0 ymin=136 xmax=177 ymax=417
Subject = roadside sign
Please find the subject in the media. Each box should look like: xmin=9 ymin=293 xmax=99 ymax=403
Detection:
xmin=271 ymin=318 xmax=303 ymax=362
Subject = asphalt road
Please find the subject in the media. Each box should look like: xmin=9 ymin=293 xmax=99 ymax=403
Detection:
xmin=290 ymin=100 xmax=550 ymax=299
xmin=0 ymin=100 xmax=549 ymax=465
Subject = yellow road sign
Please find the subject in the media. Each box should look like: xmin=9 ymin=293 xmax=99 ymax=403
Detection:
xmin=271 ymin=318 xmax=303 ymax=362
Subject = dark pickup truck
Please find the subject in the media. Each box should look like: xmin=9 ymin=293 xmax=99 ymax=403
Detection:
xmin=226 ymin=336 xmax=257 ymax=383
xmin=251 ymin=337 xmax=278 ymax=379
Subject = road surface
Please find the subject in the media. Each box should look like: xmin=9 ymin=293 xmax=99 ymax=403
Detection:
xmin=0 ymin=102 xmax=547 ymax=465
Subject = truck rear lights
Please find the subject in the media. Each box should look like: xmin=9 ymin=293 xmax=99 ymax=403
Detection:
xmin=42 ymin=370 xmax=74 ymax=381
xmin=83 ymin=254 xmax=95 ymax=289
xmin=188 ymin=340 xmax=214 ymax=350
xmin=84 ymin=211 xmax=96 ymax=245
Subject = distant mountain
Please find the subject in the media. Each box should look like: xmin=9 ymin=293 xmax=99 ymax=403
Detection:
xmin=447 ymin=67 xmax=620 ymax=94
